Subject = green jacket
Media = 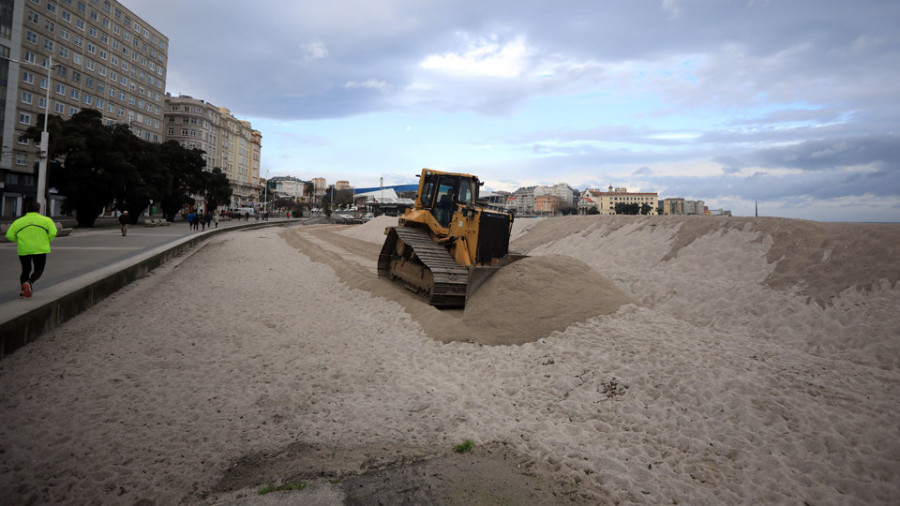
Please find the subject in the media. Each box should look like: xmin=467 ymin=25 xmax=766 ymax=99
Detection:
xmin=5 ymin=212 xmax=57 ymax=255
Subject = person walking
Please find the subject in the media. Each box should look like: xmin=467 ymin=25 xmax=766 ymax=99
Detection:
xmin=118 ymin=210 xmax=130 ymax=236
xmin=213 ymin=211 xmax=219 ymax=228
xmin=187 ymin=210 xmax=196 ymax=231
xmin=5 ymin=200 xmax=57 ymax=299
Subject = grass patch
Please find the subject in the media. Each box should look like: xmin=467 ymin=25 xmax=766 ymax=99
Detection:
xmin=453 ymin=439 xmax=475 ymax=453
xmin=258 ymin=482 xmax=307 ymax=495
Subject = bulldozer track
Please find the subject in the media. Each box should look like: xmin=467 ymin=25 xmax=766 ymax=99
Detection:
xmin=378 ymin=227 xmax=468 ymax=308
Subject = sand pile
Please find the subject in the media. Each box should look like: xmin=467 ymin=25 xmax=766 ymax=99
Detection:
xmin=0 ymin=215 xmax=897 ymax=505
xmin=464 ymin=255 xmax=637 ymax=345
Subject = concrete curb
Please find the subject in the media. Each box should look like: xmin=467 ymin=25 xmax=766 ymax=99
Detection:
xmin=0 ymin=220 xmax=300 ymax=360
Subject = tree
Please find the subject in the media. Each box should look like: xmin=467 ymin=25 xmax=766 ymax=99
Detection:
xmin=641 ymin=203 xmax=653 ymax=215
xmin=156 ymin=141 xmax=206 ymax=221
xmin=559 ymin=206 xmax=578 ymax=216
xmin=198 ymin=167 xmax=232 ymax=211
xmin=614 ymin=202 xmax=640 ymax=215
xmin=28 ymin=110 xmax=133 ymax=227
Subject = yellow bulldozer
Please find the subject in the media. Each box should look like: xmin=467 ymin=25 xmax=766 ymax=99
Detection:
xmin=378 ymin=168 xmax=525 ymax=308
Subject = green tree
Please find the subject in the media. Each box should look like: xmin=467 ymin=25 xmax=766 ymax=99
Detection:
xmin=641 ymin=203 xmax=653 ymax=215
xmin=28 ymin=110 xmax=129 ymax=227
xmin=614 ymin=202 xmax=640 ymax=215
xmin=156 ymin=141 xmax=206 ymax=221
xmin=198 ymin=167 xmax=233 ymax=212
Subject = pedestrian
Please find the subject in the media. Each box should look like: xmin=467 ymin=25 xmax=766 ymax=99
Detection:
xmin=5 ymin=200 xmax=57 ymax=299
xmin=213 ymin=211 xmax=219 ymax=228
xmin=205 ymin=212 xmax=212 ymax=229
xmin=118 ymin=210 xmax=129 ymax=236
xmin=187 ymin=210 xmax=196 ymax=231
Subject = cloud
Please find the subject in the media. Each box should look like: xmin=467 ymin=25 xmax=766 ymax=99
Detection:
xmin=298 ymin=40 xmax=329 ymax=60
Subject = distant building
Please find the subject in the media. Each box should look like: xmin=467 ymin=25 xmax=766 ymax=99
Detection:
xmin=335 ymin=180 xmax=352 ymax=191
xmin=164 ymin=95 xmax=262 ymax=208
xmin=311 ymin=177 xmax=327 ymax=197
xmin=661 ymin=197 xmax=685 ymax=215
xmin=268 ymin=176 xmax=306 ymax=200
xmin=684 ymin=200 xmax=706 ymax=215
xmin=578 ymin=186 xmax=659 ymax=215
xmin=507 ymin=183 xmax=575 ymax=215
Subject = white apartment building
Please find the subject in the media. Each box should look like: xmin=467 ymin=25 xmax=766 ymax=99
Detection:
xmin=1 ymin=0 xmax=168 ymax=217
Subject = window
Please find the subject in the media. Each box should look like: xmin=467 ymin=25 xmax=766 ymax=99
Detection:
xmin=19 ymin=113 xmax=32 ymax=125
xmin=27 ymin=11 xmax=39 ymax=24
xmin=59 ymin=28 xmax=70 ymax=40
xmin=22 ymin=72 xmax=35 ymax=84
xmin=43 ymin=39 xmax=54 ymax=51
xmin=76 ymin=19 xmax=85 ymax=30
xmin=69 ymin=106 xmax=79 ymax=115
xmin=39 ymin=97 xmax=47 ymax=109
xmin=16 ymin=153 xmax=27 ymax=166
xmin=45 ymin=20 xmax=55 ymax=32
xmin=47 ymin=1 xmax=57 ymax=13
xmin=56 ymin=83 xmax=65 ymax=94
xmin=59 ymin=46 xmax=69 ymax=59
xmin=26 ymin=31 xmax=38 ymax=44
xmin=166 ymin=128 xmax=173 ymax=135
xmin=21 ymin=92 xmax=34 ymax=104
xmin=70 ymin=89 xmax=79 ymax=99
xmin=62 ymin=10 xmax=71 ymax=22
xmin=24 ymin=51 xmax=36 ymax=64
xmin=99 ymin=49 xmax=107 ymax=60
xmin=39 ymin=77 xmax=48 ymax=89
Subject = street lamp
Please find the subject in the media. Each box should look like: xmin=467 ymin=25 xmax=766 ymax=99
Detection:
xmin=263 ymin=168 xmax=268 ymax=214
xmin=2 ymin=55 xmax=56 ymax=215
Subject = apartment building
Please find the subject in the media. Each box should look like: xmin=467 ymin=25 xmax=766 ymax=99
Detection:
xmin=661 ymin=197 xmax=685 ymax=215
xmin=578 ymin=186 xmax=659 ymax=215
xmin=163 ymin=94 xmax=219 ymax=167
xmin=163 ymin=94 xmax=263 ymax=209
xmin=311 ymin=177 xmax=326 ymax=197
xmin=1 ymin=0 xmax=168 ymax=216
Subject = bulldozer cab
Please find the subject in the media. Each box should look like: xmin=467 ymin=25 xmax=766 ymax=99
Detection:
xmin=416 ymin=171 xmax=477 ymax=228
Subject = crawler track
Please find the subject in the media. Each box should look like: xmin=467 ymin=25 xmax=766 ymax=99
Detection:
xmin=377 ymin=227 xmax=468 ymax=308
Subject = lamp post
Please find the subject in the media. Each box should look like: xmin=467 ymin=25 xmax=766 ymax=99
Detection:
xmin=263 ymin=168 xmax=268 ymax=214
xmin=1 ymin=55 xmax=54 ymax=215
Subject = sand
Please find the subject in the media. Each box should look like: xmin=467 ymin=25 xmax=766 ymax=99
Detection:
xmin=0 ymin=215 xmax=898 ymax=505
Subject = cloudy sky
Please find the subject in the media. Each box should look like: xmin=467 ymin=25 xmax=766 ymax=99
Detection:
xmin=128 ymin=0 xmax=899 ymax=221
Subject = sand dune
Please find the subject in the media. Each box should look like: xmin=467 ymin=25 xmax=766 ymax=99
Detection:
xmin=0 ymin=215 xmax=897 ymax=505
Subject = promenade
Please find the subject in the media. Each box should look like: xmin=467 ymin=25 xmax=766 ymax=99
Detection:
xmin=0 ymin=215 xmax=302 ymax=358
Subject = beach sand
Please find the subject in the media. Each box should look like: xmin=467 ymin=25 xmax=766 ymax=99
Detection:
xmin=0 ymin=215 xmax=897 ymax=504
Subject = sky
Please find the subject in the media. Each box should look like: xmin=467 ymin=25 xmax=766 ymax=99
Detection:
xmin=127 ymin=0 xmax=900 ymax=222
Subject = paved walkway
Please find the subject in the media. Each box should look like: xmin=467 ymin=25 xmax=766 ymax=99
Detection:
xmin=0 ymin=216 xmax=303 ymax=355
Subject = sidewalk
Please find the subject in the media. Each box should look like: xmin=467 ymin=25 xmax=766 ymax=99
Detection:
xmin=0 ymin=216 xmax=303 ymax=359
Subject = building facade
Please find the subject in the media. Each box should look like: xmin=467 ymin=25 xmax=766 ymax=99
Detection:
xmin=163 ymin=95 xmax=263 ymax=209
xmin=163 ymin=93 xmax=219 ymax=167
xmin=1 ymin=0 xmax=168 ymax=216
xmin=578 ymin=186 xmax=659 ymax=215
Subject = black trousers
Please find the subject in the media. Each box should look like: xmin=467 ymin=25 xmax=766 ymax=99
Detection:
xmin=19 ymin=254 xmax=47 ymax=285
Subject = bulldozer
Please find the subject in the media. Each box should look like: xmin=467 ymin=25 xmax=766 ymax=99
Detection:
xmin=378 ymin=168 xmax=525 ymax=308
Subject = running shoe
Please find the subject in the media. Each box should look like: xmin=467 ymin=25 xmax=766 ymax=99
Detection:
xmin=22 ymin=281 xmax=32 ymax=298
